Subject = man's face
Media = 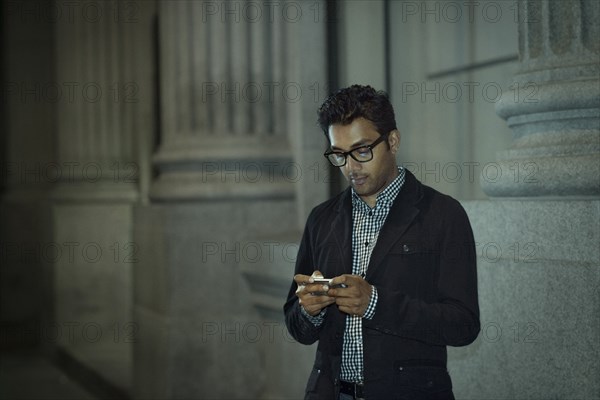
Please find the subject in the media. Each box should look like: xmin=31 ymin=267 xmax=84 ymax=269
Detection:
xmin=328 ymin=117 xmax=400 ymax=205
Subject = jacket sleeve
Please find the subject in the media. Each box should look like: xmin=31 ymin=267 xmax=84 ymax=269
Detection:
xmin=283 ymin=210 xmax=325 ymax=345
xmin=366 ymin=201 xmax=480 ymax=346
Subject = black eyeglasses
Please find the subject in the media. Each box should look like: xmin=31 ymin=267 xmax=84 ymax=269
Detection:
xmin=324 ymin=134 xmax=389 ymax=167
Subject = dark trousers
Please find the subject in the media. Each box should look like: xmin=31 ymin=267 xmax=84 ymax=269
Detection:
xmin=339 ymin=366 xmax=455 ymax=400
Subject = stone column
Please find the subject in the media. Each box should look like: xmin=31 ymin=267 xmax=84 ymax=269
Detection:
xmin=135 ymin=0 xmax=332 ymax=397
xmin=135 ymin=1 xmax=312 ymax=398
xmin=0 ymin=0 xmax=55 ymax=354
xmin=451 ymin=1 xmax=599 ymax=398
xmin=53 ymin=0 xmax=139 ymax=201
xmin=50 ymin=0 xmax=149 ymax=393
xmin=483 ymin=0 xmax=599 ymax=197
xmin=239 ymin=2 xmax=330 ymax=397
xmin=149 ymin=1 xmax=295 ymax=201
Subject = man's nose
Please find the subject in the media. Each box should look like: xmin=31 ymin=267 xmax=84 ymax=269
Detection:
xmin=345 ymin=156 xmax=362 ymax=172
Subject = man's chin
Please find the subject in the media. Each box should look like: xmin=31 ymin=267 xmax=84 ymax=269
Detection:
xmin=350 ymin=183 xmax=371 ymax=195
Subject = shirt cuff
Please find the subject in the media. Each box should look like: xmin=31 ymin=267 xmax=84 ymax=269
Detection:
xmin=363 ymin=285 xmax=378 ymax=320
xmin=300 ymin=304 xmax=326 ymax=326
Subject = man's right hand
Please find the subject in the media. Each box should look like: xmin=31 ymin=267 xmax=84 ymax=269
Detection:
xmin=294 ymin=271 xmax=336 ymax=316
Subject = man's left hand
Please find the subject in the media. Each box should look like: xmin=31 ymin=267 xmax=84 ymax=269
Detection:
xmin=327 ymin=274 xmax=373 ymax=317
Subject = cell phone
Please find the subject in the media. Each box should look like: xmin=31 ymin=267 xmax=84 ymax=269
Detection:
xmin=313 ymin=277 xmax=347 ymax=287
xmin=310 ymin=277 xmax=347 ymax=295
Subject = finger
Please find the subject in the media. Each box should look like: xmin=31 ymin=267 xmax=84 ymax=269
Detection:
xmin=335 ymin=296 xmax=363 ymax=308
xmin=300 ymin=295 xmax=335 ymax=312
xmin=337 ymin=305 xmax=360 ymax=316
xmin=311 ymin=296 xmax=336 ymax=306
xmin=328 ymin=284 xmax=357 ymax=298
xmin=299 ymin=291 xmax=332 ymax=304
xmin=294 ymin=274 xmax=313 ymax=285
xmin=296 ymin=282 xmax=330 ymax=298
xmin=326 ymin=287 xmax=343 ymax=297
xmin=329 ymin=275 xmax=348 ymax=286
xmin=304 ymin=283 xmax=331 ymax=295
xmin=331 ymin=274 xmax=361 ymax=287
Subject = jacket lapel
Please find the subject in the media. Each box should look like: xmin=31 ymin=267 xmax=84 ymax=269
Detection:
xmin=365 ymin=170 xmax=423 ymax=280
xmin=331 ymin=188 xmax=354 ymax=276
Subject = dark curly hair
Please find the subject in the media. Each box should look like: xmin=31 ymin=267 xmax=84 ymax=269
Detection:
xmin=317 ymin=85 xmax=397 ymax=140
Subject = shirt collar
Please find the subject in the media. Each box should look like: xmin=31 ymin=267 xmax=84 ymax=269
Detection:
xmin=352 ymin=166 xmax=405 ymax=210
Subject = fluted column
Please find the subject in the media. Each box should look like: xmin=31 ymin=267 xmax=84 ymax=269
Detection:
xmin=485 ymin=0 xmax=599 ymax=197
xmin=49 ymin=1 xmax=150 ymax=392
xmin=53 ymin=0 xmax=139 ymax=201
xmin=150 ymin=0 xmax=295 ymax=201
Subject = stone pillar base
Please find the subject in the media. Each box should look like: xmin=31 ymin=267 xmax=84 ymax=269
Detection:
xmin=487 ymin=74 xmax=599 ymax=197
xmin=150 ymin=136 xmax=297 ymax=201
xmin=133 ymin=199 xmax=298 ymax=398
xmin=449 ymin=199 xmax=600 ymax=399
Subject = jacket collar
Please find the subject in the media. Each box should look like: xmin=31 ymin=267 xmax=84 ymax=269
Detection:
xmin=330 ymin=169 xmax=424 ymax=277
xmin=333 ymin=168 xmax=422 ymax=213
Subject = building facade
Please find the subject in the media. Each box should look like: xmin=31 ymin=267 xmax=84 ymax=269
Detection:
xmin=1 ymin=0 xmax=598 ymax=398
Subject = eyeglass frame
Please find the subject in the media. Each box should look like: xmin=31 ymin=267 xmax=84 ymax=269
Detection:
xmin=323 ymin=132 xmax=390 ymax=167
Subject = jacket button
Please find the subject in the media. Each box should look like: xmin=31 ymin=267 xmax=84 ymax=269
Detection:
xmin=403 ymin=244 xmax=410 ymax=252
xmin=398 ymin=366 xmax=404 ymax=371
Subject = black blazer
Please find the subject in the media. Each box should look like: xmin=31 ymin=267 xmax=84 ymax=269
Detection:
xmin=284 ymin=170 xmax=480 ymax=399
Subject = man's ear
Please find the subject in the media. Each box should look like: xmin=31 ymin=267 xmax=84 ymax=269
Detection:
xmin=388 ymin=129 xmax=400 ymax=154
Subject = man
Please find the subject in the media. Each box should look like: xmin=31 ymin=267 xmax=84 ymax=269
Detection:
xmin=284 ymin=85 xmax=480 ymax=400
